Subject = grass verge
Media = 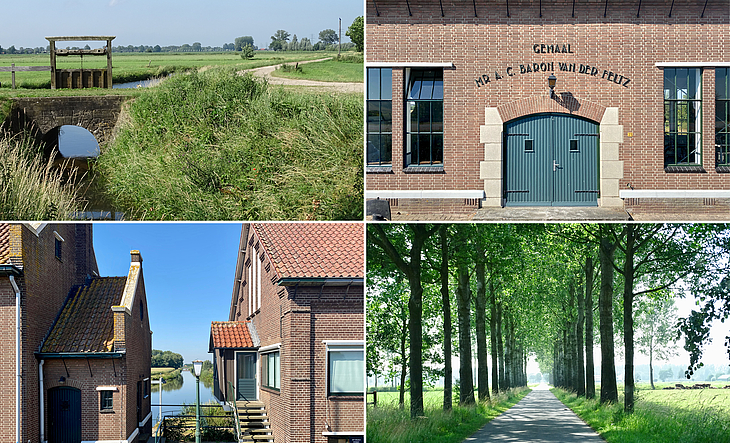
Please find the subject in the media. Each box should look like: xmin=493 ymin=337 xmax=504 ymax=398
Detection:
xmin=95 ymin=66 xmax=363 ymax=220
xmin=552 ymin=387 xmax=730 ymax=443
xmin=0 ymin=135 xmax=83 ymax=219
xmin=367 ymin=387 xmax=530 ymax=443
xmin=272 ymin=53 xmax=364 ymax=83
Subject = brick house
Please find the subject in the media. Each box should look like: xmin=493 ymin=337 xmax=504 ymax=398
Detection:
xmin=0 ymin=223 xmax=151 ymax=443
xmin=209 ymin=223 xmax=364 ymax=443
xmin=365 ymin=0 xmax=730 ymax=218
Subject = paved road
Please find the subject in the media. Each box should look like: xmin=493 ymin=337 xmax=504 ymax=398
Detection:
xmin=242 ymin=58 xmax=363 ymax=93
xmin=466 ymin=385 xmax=604 ymax=443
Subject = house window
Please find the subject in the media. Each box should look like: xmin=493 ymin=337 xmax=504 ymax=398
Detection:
xmin=327 ymin=344 xmax=364 ymax=396
xmin=406 ymin=69 xmax=443 ymax=167
xmin=367 ymin=68 xmax=393 ymax=167
xmin=664 ymin=68 xmax=702 ymax=167
xmin=53 ymin=231 xmax=64 ymax=261
xmin=261 ymin=350 xmax=280 ymax=390
xmin=100 ymin=390 xmax=113 ymax=410
xmin=716 ymin=68 xmax=730 ymax=167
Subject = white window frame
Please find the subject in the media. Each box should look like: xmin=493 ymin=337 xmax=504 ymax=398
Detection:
xmin=324 ymin=340 xmax=364 ymax=396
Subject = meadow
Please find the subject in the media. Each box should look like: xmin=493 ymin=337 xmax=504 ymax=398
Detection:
xmin=0 ymin=51 xmax=342 ymax=89
xmin=367 ymin=388 xmax=530 ymax=443
xmin=272 ymin=53 xmax=364 ymax=83
xmin=553 ymin=385 xmax=730 ymax=443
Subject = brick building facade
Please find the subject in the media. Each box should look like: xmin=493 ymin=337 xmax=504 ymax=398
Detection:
xmin=0 ymin=223 xmax=151 ymax=443
xmin=365 ymin=0 xmax=730 ymax=218
xmin=210 ymin=223 xmax=364 ymax=443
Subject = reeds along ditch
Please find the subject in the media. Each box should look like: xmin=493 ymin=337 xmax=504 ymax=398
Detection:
xmin=0 ymin=135 xmax=83 ymax=220
xmin=96 ymin=66 xmax=363 ymax=220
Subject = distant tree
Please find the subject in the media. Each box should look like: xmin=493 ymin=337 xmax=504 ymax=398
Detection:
xmin=0 ymin=45 xmax=4 ymax=54
xmin=289 ymin=34 xmax=298 ymax=51
xmin=658 ymin=368 xmax=673 ymax=382
xmin=235 ymin=36 xmax=254 ymax=51
xmin=8 ymin=46 xmax=16 ymax=54
xmin=272 ymin=29 xmax=291 ymax=43
xmin=153 ymin=45 xmax=162 ymax=52
xmin=299 ymin=37 xmax=313 ymax=51
xmin=269 ymin=40 xmax=283 ymax=51
xmin=192 ymin=42 xmax=202 ymax=52
xmin=319 ymin=29 xmax=338 ymax=45
xmin=636 ymin=296 xmax=679 ymax=389
xmin=181 ymin=43 xmax=191 ymax=52
xmin=83 ymin=44 xmax=91 ymax=50
xmin=241 ymin=44 xmax=255 ymax=59
xmin=346 ymin=16 xmax=364 ymax=52
xmin=151 ymin=349 xmax=184 ymax=369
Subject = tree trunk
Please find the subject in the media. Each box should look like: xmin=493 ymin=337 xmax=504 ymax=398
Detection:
xmin=649 ymin=342 xmax=655 ymax=390
xmin=576 ymin=280 xmax=586 ymax=396
xmin=497 ymin=303 xmax=506 ymax=391
xmin=504 ymin=311 xmax=513 ymax=390
xmin=456 ymin=261 xmax=475 ymax=405
xmin=584 ymin=255 xmax=596 ymax=399
xmin=475 ymin=255 xmax=490 ymax=401
xmin=599 ymin=234 xmax=619 ymax=404
xmin=490 ymin=283 xmax=499 ymax=394
xmin=624 ymin=224 xmax=636 ymax=413
xmin=440 ymin=227 xmax=453 ymax=410
xmin=399 ymin=310 xmax=407 ymax=407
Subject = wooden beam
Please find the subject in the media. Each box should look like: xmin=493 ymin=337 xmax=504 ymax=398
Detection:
xmin=0 ymin=65 xmax=52 ymax=71
xmin=46 ymin=36 xmax=116 ymax=42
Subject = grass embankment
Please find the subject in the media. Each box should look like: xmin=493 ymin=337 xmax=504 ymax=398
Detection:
xmin=272 ymin=53 xmax=363 ymax=83
xmin=553 ymin=386 xmax=730 ymax=443
xmin=0 ymin=135 xmax=82 ymax=219
xmin=0 ymin=51 xmax=345 ymax=90
xmin=367 ymin=388 xmax=530 ymax=443
xmin=151 ymin=367 xmax=182 ymax=380
xmin=96 ymin=66 xmax=363 ymax=220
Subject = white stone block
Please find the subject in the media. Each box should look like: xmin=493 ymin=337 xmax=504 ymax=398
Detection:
xmin=483 ymin=179 xmax=502 ymax=198
xmin=601 ymin=107 xmax=619 ymax=125
xmin=601 ymin=179 xmax=619 ymax=198
xmin=483 ymin=143 xmax=501 ymax=161
xmin=601 ymin=160 xmax=624 ymax=179
xmin=480 ymin=125 xmax=503 ymax=144
xmin=479 ymin=161 xmax=502 ymax=180
xmin=482 ymin=197 xmax=502 ymax=208
xmin=484 ymin=107 xmax=503 ymax=125
xmin=601 ymin=142 xmax=620 ymax=161
xmin=600 ymin=125 xmax=624 ymax=143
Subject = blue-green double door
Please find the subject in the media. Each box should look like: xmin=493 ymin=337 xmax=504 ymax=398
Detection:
xmin=504 ymin=113 xmax=599 ymax=206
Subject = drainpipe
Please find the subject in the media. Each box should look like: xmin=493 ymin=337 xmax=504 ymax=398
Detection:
xmin=10 ymin=275 xmax=20 ymax=443
xmin=39 ymin=360 xmax=45 ymax=443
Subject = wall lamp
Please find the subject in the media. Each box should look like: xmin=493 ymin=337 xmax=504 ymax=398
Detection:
xmin=548 ymin=73 xmax=557 ymax=98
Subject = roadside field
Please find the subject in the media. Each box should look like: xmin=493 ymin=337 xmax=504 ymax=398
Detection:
xmin=271 ymin=54 xmax=363 ymax=83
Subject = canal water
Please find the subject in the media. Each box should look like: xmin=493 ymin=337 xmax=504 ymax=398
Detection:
xmin=151 ymin=369 xmax=217 ymax=426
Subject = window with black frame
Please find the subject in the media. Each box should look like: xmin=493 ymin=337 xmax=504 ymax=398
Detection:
xmin=261 ymin=350 xmax=280 ymax=390
xmin=406 ymin=69 xmax=443 ymax=167
xmin=717 ymin=68 xmax=730 ymax=169
xmin=664 ymin=68 xmax=702 ymax=168
xmin=367 ymin=68 xmax=392 ymax=167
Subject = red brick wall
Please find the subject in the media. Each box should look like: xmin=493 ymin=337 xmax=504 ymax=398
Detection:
xmin=366 ymin=0 xmax=730 ymax=195
xmin=239 ymin=227 xmax=365 ymax=443
xmin=42 ymin=359 xmax=127 ymax=441
xmin=18 ymin=224 xmax=94 ymax=443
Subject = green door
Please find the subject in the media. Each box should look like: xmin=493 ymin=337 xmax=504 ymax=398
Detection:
xmin=236 ymin=352 xmax=257 ymax=401
xmin=48 ymin=386 xmax=81 ymax=443
xmin=504 ymin=113 xmax=599 ymax=206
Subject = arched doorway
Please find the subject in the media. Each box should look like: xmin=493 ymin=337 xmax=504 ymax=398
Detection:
xmin=48 ymin=386 xmax=82 ymax=443
xmin=504 ymin=113 xmax=599 ymax=206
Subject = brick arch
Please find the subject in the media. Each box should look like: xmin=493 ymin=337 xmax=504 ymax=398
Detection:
xmin=497 ymin=94 xmax=607 ymax=124
xmin=46 ymin=377 xmax=84 ymax=391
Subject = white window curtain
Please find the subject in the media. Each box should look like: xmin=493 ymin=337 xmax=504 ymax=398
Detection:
xmin=329 ymin=348 xmax=364 ymax=394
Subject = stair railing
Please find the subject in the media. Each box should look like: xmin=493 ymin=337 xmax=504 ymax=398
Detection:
xmin=228 ymin=381 xmax=242 ymax=442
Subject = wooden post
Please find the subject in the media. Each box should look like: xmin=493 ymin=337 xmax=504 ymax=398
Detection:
xmin=11 ymin=64 xmax=15 ymax=89
xmin=50 ymin=40 xmax=56 ymax=89
xmin=107 ymin=38 xmax=113 ymax=88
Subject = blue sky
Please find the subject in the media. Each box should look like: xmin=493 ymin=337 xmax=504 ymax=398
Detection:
xmin=2 ymin=0 xmax=362 ymax=49
xmin=94 ymin=223 xmax=242 ymax=363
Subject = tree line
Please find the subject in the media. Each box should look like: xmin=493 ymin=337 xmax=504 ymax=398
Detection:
xmin=152 ymin=349 xmax=184 ymax=368
xmin=367 ymin=224 xmax=730 ymax=418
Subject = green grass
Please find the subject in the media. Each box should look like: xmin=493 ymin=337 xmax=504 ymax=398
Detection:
xmin=94 ymin=66 xmax=363 ymax=220
xmin=367 ymin=388 xmax=530 ymax=443
xmin=0 ymin=135 xmax=84 ymax=219
xmin=552 ymin=387 xmax=730 ymax=443
xmin=0 ymin=51 xmax=331 ymax=89
xmin=271 ymin=53 xmax=364 ymax=83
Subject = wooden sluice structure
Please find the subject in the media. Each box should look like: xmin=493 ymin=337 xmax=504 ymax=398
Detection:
xmin=46 ymin=36 xmax=115 ymax=89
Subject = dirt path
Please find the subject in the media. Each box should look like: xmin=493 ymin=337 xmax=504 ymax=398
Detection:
xmin=242 ymin=58 xmax=363 ymax=93
xmin=466 ymin=384 xmax=604 ymax=442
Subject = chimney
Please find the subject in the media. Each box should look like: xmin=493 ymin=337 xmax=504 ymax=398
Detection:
xmin=131 ymin=250 xmax=143 ymax=264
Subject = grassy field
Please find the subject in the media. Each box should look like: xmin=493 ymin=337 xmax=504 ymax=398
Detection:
xmin=553 ymin=386 xmax=730 ymax=443
xmin=95 ymin=66 xmax=363 ymax=220
xmin=271 ymin=53 xmax=363 ymax=83
xmin=151 ymin=367 xmax=176 ymax=374
xmin=367 ymin=388 xmax=530 ymax=443
xmin=0 ymin=51 xmax=339 ymax=89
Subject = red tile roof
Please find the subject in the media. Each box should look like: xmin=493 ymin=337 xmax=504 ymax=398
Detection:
xmin=210 ymin=321 xmax=254 ymax=348
xmin=253 ymin=223 xmax=363 ymax=280
xmin=41 ymin=277 xmax=126 ymax=353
